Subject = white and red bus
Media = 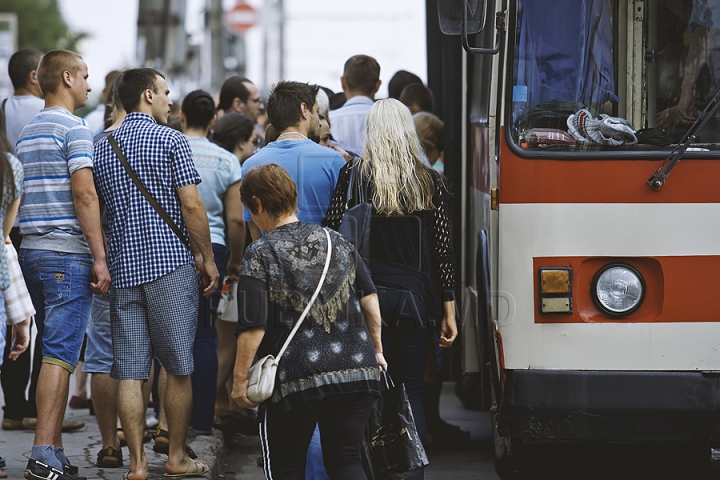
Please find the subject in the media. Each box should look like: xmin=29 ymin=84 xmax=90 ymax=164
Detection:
xmin=429 ymin=0 xmax=720 ymax=476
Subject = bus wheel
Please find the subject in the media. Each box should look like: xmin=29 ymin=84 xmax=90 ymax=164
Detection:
xmin=493 ymin=411 xmax=529 ymax=479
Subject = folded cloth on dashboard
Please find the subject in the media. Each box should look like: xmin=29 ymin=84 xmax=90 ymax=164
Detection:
xmin=567 ymin=109 xmax=638 ymax=147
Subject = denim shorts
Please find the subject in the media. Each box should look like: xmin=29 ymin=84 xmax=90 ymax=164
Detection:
xmin=19 ymin=249 xmax=94 ymax=373
xmin=110 ymin=264 xmax=200 ymax=380
xmin=83 ymin=293 xmax=112 ymax=374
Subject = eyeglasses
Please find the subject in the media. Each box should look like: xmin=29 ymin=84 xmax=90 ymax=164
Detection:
xmin=251 ymin=138 xmax=261 ymax=146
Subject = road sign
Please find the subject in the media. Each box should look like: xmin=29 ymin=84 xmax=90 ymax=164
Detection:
xmin=226 ymin=2 xmax=259 ymax=36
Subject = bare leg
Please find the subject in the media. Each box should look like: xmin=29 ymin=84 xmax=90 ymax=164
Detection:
xmin=71 ymin=365 xmax=89 ymax=401
xmin=214 ymin=319 xmax=237 ymax=414
xmin=118 ymin=380 xmax=148 ymax=480
xmin=91 ymin=373 xmax=119 ymax=449
xmin=157 ymin=367 xmax=167 ymax=433
xmin=164 ymin=374 xmax=201 ymax=474
xmin=34 ymin=363 xmax=70 ymax=447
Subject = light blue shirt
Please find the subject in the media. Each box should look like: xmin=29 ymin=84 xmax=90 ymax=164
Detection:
xmin=329 ymin=96 xmax=375 ymax=156
xmin=241 ymin=139 xmax=345 ymax=226
xmin=186 ymin=136 xmax=243 ymax=246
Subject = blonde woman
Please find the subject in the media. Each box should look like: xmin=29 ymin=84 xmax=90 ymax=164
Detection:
xmin=323 ymin=99 xmax=457 ymax=478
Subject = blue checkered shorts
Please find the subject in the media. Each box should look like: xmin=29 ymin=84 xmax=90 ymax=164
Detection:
xmin=109 ymin=264 xmax=200 ymax=380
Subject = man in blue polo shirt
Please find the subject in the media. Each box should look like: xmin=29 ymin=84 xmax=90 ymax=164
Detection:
xmin=17 ymin=49 xmax=111 ymax=480
xmin=242 ymin=80 xmax=345 ymax=240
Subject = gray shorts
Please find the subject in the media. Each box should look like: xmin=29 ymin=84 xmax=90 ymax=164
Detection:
xmin=110 ymin=264 xmax=200 ymax=381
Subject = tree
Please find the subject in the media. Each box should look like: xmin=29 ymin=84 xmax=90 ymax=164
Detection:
xmin=0 ymin=0 xmax=88 ymax=53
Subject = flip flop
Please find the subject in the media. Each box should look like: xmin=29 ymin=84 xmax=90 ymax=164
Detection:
xmin=163 ymin=459 xmax=209 ymax=478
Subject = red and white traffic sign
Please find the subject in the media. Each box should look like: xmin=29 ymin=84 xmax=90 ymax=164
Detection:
xmin=225 ymin=1 xmax=259 ymax=36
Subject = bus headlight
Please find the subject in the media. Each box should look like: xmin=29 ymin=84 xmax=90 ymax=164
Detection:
xmin=592 ymin=264 xmax=645 ymax=316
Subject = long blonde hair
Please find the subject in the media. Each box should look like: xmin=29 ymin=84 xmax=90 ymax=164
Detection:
xmin=360 ymin=99 xmax=436 ymax=215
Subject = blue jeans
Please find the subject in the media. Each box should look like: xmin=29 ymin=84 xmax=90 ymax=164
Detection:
xmin=190 ymin=244 xmax=225 ymax=433
xmin=83 ymin=293 xmax=112 ymax=374
xmin=20 ymin=249 xmax=93 ymax=373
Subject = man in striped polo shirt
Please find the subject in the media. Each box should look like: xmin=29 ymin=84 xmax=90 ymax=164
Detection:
xmin=16 ymin=50 xmax=111 ymax=480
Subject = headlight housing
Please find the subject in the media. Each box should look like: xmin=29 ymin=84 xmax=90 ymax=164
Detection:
xmin=592 ymin=264 xmax=645 ymax=316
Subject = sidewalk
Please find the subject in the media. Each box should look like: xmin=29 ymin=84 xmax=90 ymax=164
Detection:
xmin=0 ymin=405 xmax=224 ymax=480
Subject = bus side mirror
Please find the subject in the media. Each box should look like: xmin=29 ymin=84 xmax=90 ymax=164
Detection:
xmin=437 ymin=0 xmax=505 ymax=56
xmin=438 ymin=0 xmax=484 ymax=36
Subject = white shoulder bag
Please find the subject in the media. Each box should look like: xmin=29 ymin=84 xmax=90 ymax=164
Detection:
xmin=246 ymin=228 xmax=333 ymax=403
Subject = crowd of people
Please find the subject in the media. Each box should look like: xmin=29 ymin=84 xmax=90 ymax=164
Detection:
xmin=0 ymin=47 xmax=459 ymax=480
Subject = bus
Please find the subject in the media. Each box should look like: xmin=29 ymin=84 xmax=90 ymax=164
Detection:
xmin=428 ymin=0 xmax=720 ymax=476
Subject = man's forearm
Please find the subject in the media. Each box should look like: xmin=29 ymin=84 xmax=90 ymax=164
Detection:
xmin=182 ymin=201 xmax=214 ymax=262
xmin=72 ymin=171 xmax=106 ymax=263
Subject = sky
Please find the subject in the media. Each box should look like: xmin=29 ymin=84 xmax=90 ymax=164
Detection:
xmin=57 ymin=0 xmax=427 ymax=103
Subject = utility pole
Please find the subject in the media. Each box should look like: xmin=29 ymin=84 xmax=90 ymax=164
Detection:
xmin=262 ymin=0 xmax=284 ymax=94
xmin=207 ymin=0 xmax=225 ymax=92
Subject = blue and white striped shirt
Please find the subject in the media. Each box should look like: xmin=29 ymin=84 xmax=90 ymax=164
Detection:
xmin=93 ymin=113 xmax=201 ymax=288
xmin=16 ymin=107 xmax=94 ymax=254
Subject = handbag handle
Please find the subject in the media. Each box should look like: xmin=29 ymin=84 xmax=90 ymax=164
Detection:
xmin=108 ymin=135 xmax=190 ymax=249
xmin=276 ymin=228 xmax=332 ymax=360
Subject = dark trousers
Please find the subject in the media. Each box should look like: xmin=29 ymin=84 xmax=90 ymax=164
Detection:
xmin=260 ymin=393 xmax=376 ymax=480
xmin=1 ymin=322 xmax=42 ymax=420
xmin=190 ymin=244 xmax=224 ymax=432
xmin=379 ymin=286 xmax=430 ymax=480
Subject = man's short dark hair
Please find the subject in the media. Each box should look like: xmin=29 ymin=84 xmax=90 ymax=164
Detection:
xmin=181 ymin=90 xmax=216 ymax=129
xmin=118 ymin=68 xmax=164 ymax=113
xmin=388 ymin=70 xmax=422 ymax=100
xmin=218 ymin=76 xmax=251 ymax=111
xmin=343 ymin=55 xmax=380 ymax=95
xmin=399 ymin=84 xmax=435 ymax=113
xmin=266 ymin=81 xmax=319 ymax=132
xmin=8 ymin=49 xmax=43 ymax=90
xmin=37 ymin=50 xmax=82 ymax=95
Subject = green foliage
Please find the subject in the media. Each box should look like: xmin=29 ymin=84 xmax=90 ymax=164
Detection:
xmin=0 ymin=0 xmax=89 ymax=53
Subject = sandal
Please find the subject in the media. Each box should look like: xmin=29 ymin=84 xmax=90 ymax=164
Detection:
xmin=153 ymin=429 xmax=197 ymax=459
xmin=163 ymin=459 xmax=208 ymax=478
xmin=118 ymin=427 xmax=152 ymax=447
xmin=96 ymin=446 xmax=124 ymax=468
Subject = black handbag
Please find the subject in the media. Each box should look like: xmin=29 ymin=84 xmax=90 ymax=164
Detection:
xmin=338 ymin=160 xmax=371 ymax=266
xmin=364 ymin=371 xmax=429 ymax=480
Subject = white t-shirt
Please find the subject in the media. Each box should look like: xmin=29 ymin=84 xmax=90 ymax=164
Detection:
xmin=3 ymin=95 xmax=45 ymax=150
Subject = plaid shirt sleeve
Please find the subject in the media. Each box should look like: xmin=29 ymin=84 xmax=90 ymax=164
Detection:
xmin=171 ymin=134 xmax=201 ymax=189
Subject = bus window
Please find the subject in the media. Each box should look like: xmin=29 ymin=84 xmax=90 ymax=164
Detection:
xmin=510 ymin=0 xmax=720 ymax=153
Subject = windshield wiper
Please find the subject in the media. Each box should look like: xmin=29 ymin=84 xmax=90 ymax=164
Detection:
xmin=647 ymin=86 xmax=720 ymax=190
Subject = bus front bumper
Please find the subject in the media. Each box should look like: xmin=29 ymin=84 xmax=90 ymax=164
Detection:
xmin=501 ymin=370 xmax=720 ymax=443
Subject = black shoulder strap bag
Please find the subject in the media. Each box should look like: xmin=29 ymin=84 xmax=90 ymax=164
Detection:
xmin=338 ymin=159 xmax=372 ymax=266
xmin=108 ymin=135 xmax=190 ymax=249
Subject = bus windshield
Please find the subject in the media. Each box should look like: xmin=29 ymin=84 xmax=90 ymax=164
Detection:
xmin=510 ymin=0 xmax=720 ymax=153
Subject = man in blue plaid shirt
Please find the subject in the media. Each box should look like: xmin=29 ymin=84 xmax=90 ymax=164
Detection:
xmin=93 ymin=68 xmax=219 ymax=480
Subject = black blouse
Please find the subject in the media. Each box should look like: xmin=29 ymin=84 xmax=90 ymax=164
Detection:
xmin=236 ymin=222 xmax=380 ymax=411
xmin=323 ymin=162 xmax=456 ymax=323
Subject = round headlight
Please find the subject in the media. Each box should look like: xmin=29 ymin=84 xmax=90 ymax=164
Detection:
xmin=592 ymin=264 xmax=645 ymax=316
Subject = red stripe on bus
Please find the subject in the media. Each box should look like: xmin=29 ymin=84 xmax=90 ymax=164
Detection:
xmin=498 ymin=132 xmax=720 ymax=204
xmin=533 ymin=256 xmax=720 ymax=324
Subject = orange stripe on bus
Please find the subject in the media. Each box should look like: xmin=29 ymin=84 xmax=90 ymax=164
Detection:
xmin=533 ymin=256 xmax=720 ymax=324
xmin=499 ymin=132 xmax=720 ymax=204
